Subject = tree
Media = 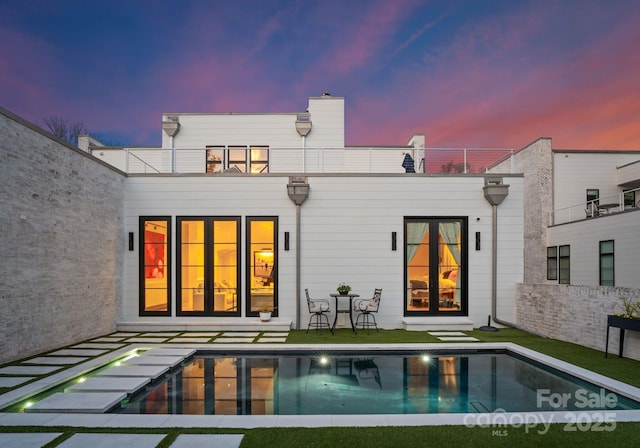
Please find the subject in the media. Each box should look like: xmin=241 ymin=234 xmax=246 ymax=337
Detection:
xmin=42 ymin=115 xmax=86 ymax=147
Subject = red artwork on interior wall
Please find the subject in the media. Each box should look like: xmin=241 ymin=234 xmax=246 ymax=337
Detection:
xmin=145 ymin=231 xmax=165 ymax=278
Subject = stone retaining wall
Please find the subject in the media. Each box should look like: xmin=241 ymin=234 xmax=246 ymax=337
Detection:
xmin=0 ymin=108 xmax=125 ymax=364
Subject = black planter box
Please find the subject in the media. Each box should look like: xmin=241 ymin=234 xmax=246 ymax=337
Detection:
xmin=608 ymin=315 xmax=640 ymax=331
xmin=606 ymin=315 xmax=640 ymax=358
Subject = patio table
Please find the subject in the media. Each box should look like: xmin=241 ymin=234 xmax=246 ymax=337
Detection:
xmin=329 ymin=293 xmax=359 ymax=333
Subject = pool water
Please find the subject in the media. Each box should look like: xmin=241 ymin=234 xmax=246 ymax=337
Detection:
xmin=112 ymin=351 xmax=640 ymax=415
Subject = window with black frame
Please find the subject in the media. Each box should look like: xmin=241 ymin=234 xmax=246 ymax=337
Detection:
xmin=139 ymin=217 xmax=171 ymax=315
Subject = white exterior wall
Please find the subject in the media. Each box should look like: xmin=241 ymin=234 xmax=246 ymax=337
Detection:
xmin=553 ymin=151 xmax=640 ymax=210
xmin=121 ymin=174 xmax=523 ymax=329
xmin=548 ymin=210 xmax=640 ymax=288
xmin=305 ymin=96 xmax=345 ymax=148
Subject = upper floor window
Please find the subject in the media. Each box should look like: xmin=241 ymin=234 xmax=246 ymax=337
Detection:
xmin=586 ymin=189 xmax=599 ymax=207
xmin=546 ymin=246 xmax=557 ymax=280
xmin=206 ymin=146 xmax=269 ymax=173
xmin=599 ymin=240 xmax=614 ymax=286
xmin=558 ymin=245 xmax=570 ymax=284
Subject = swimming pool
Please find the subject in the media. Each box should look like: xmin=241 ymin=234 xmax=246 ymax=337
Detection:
xmin=113 ymin=349 xmax=640 ymax=415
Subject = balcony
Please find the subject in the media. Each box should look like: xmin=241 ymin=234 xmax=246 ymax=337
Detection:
xmin=551 ymin=187 xmax=640 ymax=225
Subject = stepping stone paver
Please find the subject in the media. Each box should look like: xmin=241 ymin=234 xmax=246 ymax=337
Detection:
xmin=26 ymin=392 xmax=126 ymax=413
xmin=56 ymin=433 xmax=165 ymax=448
xmin=256 ymin=337 xmax=287 ymax=343
xmin=212 ymin=337 xmax=255 ymax=343
xmin=72 ymin=343 xmax=125 ymax=349
xmin=22 ymin=356 xmax=87 ymax=365
xmin=96 ymin=364 xmax=169 ymax=380
xmin=142 ymin=348 xmax=197 ymax=357
xmin=179 ymin=332 xmax=219 ymax=337
xmin=220 ymin=332 xmax=260 ymax=337
xmin=91 ymin=337 xmax=125 ymax=342
xmin=110 ymin=332 xmax=140 ymax=336
xmin=0 ymin=432 xmax=63 ymax=448
xmin=141 ymin=332 xmax=182 ymax=337
xmin=125 ymin=337 xmax=169 ymax=343
xmin=124 ymin=355 xmax=185 ymax=367
xmin=0 ymin=365 xmax=61 ymax=375
xmin=0 ymin=376 xmax=34 ymax=387
xmin=170 ymin=434 xmax=244 ymax=448
xmin=168 ymin=337 xmax=211 ymax=343
xmin=262 ymin=332 xmax=289 ymax=336
xmin=49 ymin=349 xmax=109 ymax=356
xmin=65 ymin=376 xmax=150 ymax=393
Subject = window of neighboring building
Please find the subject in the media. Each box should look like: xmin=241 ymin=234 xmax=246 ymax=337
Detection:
xmin=586 ymin=189 xmax=599 ymax=207
xmin=139 ymin=217 xmax=171 ymax=315
xmin=559 ymin=245 xmax=570 ymax=284
xmin=547 ymin=246 xmax=558 ymax=280
xmin=246 ymin=217 xmax=277 ymax=316
xmin=405 ymin=217 xmax=467 ymax=315
xmin=599 ymin=240 xmax=615 ymax=286
xmin=205 ymin=146 xmax=269 ymax=173
xmin=176 ymin=217 xmax=240 ymax=316
xmin=623 ymin=190 xmax=636 ymax=209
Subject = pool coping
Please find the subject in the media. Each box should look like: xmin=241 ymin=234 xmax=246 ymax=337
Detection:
xmin=1 ymin=342 xmax=640 ymax=428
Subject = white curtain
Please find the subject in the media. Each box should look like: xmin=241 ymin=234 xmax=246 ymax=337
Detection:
xmin=406 ymin=222 xmax=428 ymax=263
xmin=440 ymin=222 xmax=461 ymax=301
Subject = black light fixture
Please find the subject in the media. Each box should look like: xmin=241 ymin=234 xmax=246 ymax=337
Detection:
xmin=391 ymin=232 xmax=397 ymax=251
xmin=128 ymin=232 xmax=134 ymax=251
xmin=475 ymin=232 xmax=481 ymax=251
xmin=284 ymin=232 xmax=290 ymax=251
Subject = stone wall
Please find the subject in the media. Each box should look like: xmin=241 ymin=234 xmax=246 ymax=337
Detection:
xmin=489 ymin=138 xmax=553 ymax=283
xmin=517 ymin=283 xmax=640 ymax=360
xmin=0 ymin=108 xmax=125 ymax=364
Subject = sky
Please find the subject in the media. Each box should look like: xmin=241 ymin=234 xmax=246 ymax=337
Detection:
xmin=1 ymin=0 xmax=639 ymax=150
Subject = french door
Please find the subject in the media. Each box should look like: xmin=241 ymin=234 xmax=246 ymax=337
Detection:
xmin=177 ymin=217 xmax=240 ymax=316
xmin=405 ymin=217 xmax=467 ymax=315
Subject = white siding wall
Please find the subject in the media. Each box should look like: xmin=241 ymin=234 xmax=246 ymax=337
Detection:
xmin=553 ymin=152 xmax=640 ymax=210
xmin=166 ymin=114 xmax=302 ymax=149
xmin=305 ymin=96 xmax=345 ymax=148
xmin=547 ymin=210 xmax=640 ymax=288
xmin=121 ymin=174 xmax=524 ymax=329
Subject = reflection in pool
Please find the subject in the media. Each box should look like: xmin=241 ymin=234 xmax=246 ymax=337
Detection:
xmin=113 ymin=351 xmax=640 ymax=415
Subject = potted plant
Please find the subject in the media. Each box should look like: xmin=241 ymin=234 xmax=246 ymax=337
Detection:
xmin=337 ymin=283 xmax=352 ymax=295
xmin=259 ymin=304 xmax=274 ymax=322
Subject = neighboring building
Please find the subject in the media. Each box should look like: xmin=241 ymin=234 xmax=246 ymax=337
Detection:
xmin=489 ymin=141 xmax=640 ymax=359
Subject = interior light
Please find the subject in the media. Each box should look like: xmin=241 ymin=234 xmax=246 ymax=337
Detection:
xmin=319 ymin=356 xmax=329 ymax=366
xmin=422 ymin=355 xmax=430 ymax=362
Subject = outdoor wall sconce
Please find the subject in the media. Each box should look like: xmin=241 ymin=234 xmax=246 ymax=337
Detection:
xmin=287 ymin=176 xmax=310 ymax=205
xmin=284 ymin=232 xmax=290 ymax=251
xmin=391 ymin=232 xmax=397 ymax=251
xmin=475 ymin=232 xmax=481 ymax=251
xmin=128 ymin=232 xmax=134 ymax=251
